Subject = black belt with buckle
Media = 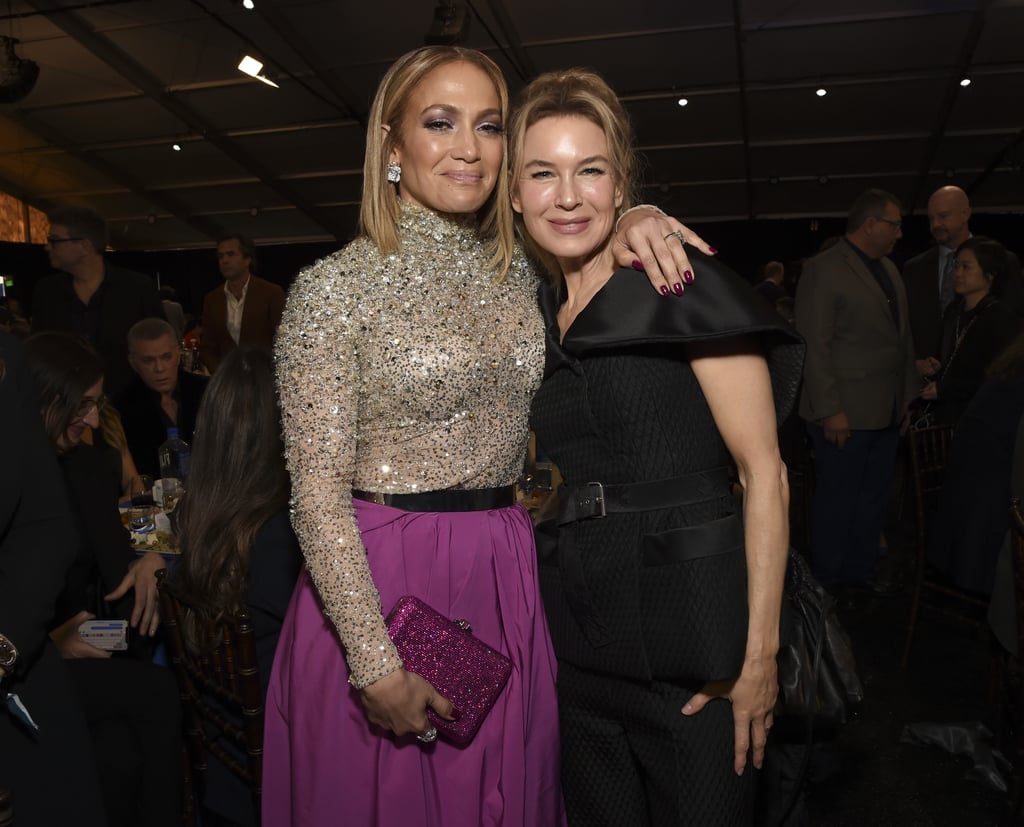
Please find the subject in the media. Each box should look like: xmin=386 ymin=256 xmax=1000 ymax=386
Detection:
xmin=352 ymin=485 xmax=516 ymax=513
xmin=556 ymin=467 xmax=732 ymax=525
xmin=544 ymin=466 xmax=734 ymax=650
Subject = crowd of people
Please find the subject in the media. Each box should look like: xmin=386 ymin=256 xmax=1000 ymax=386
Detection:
xmin=1 ymin=41 xmax=1021 ymax=827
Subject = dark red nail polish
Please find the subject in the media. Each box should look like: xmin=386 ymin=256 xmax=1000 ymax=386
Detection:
xmin=631 ymin=259 xmax=644 ymax=271
xmin=659 ymin=285 xmax=670 ymax=296
xmin=683 ymin=270 xmax=694 ymax=284
xmin=673 ymin=283 xmax=684 ymax=295
xmin=708 ymin=246 xmax=718 ymax=255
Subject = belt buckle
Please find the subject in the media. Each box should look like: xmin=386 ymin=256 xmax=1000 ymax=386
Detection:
xmin=577 ymin=481 xmax=606 ymax=520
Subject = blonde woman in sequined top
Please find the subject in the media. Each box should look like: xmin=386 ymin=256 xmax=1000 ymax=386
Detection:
xmin=263 ymin=45 xmax=713 ymax=827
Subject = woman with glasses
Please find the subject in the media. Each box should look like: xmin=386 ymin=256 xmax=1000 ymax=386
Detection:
xmin=24 ymin=331 xmax=182 ymax=827
xmin=25 ymin=333 xmax=163 ymax=639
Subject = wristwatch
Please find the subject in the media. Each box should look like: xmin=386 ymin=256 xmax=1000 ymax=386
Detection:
xmin=0 ymin=633 xmax=18 ymax=674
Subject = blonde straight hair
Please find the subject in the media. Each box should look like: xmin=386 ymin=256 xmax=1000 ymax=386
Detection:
xmin=359 ymin=46 xmax=516 ymax=281
xmin=508 ymin=68 xmax=638 ymax=284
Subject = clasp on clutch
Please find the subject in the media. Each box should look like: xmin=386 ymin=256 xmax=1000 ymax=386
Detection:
xmin=454 ymin=619 xmax=472 ymax=633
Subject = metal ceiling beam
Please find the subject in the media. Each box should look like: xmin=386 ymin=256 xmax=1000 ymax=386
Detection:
xmin=475 ymin=0 xmax=535 ymax=82
xmin=730 ymin=0 xmax=754 ymax=220
xmin=26 ymin=0 xmax=346 ymax=241
xmin=253 ymin=0 xmax=369 ymax=129
xmin=968 ymin=126 xmax=1024 ymax=195
xmin=907 ymin=0 xmax=993 ymax=211
xmin=5 ymin=109 xmax=226 ymax=241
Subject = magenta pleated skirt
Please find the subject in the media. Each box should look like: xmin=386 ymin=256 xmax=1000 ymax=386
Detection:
xmin=262 ymin=499 xmax=566 ymax=827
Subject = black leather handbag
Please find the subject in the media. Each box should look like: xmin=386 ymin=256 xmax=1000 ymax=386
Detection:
xmin=776 ymin=549 xmax=864 ymax=726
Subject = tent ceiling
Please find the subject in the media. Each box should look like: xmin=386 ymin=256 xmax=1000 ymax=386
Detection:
xmin=0 ymin=0 xmax=1021 ymax=250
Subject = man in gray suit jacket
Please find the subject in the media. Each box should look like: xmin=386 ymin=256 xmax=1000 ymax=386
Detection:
xmin=796 ymin=189 xmax=919 ymax=587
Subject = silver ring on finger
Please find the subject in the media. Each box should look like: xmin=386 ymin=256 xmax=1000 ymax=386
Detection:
xmin=416 ymin=726 xmax=438 ymax=744
xmin=664 ymin=230 xmax=685 ymax=244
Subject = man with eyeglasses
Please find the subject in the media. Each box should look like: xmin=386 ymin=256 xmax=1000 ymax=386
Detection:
xmin=29 ymin=205 xmax=165 ymax=397
xmin=795 ymin=189 xmax=918 ymax=591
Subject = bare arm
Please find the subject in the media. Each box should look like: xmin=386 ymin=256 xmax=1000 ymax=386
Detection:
xmin=681 ymin=337 xmax=788 ymax=776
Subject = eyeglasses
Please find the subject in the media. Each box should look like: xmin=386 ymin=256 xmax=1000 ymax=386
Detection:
xmin=875 ymin=217 xmax=903 ymax=230
xmin=46 ymin=235 xmax=83 ymax=246
xmin=74 ymin=395 xmax=108 ymax=419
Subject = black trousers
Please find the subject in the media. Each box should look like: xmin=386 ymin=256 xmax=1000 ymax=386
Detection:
xmin=558 ymin=661 xmax=755 ymax=827
xmin=67 ymin=657 xmax=183 ymax=827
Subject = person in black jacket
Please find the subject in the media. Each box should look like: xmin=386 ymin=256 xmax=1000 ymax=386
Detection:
xmin=172 ymin=346 xmax=301 ymax=827
xmin=25 ymin=331 xmax=182 ymax=827
xmin=509 ymin=70 xmax=801 ymax=825
xmin=30 ymin=205 xmax=165 ymax=397
xmin=117 ymin=317 xmax=208 ymax=479
xmin=917 ymin=236 xmax=1020 ymax=426
xmin=0 ymin=331 xmax=107 ymax=826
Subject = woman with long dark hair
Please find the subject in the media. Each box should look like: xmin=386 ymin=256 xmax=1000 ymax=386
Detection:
xmin=173 ymin=345 xmax=299 ymax=685
xmin=25 ymin=331 xmax=181 ymax=827
xmin=172 ymin=346 xmax=301 ymax=826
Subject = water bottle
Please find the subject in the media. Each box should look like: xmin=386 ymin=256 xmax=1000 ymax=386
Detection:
xmin=158 ymin=428 xmax=190 ymax=511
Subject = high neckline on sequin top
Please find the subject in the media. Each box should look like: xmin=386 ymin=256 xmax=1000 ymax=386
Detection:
xmin=396 ymin=200 xmax=480 ymax=243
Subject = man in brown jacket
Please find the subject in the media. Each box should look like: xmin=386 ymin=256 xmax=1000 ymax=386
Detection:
xmin=795 ymin=189 xmax=918 ymax=588
xmin=199 ymin=234 xmax=285 ymax=373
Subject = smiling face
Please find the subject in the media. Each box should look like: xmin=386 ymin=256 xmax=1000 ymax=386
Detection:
xmin=510 ymin=115 xmax=623 ymax=272
xmin=387 ymin=60 xmax=504 ymax=216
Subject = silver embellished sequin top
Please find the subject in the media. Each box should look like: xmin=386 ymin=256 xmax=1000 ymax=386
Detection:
xmin=274 ymin=203 xmax=544 ymax=689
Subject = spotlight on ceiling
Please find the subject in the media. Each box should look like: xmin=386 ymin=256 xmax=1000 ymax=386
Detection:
xmin=0 ymin=36 xmax=40 ymax=104
xmin=238 ymin=55 xmax=279 ymax=88
xmin=677 ymin=97 xmax=688 ymax=107
xmin=815 ymin=87 xmax=827 ymax=97
xmin=959 ymin=77 xmax=971 ymax=87
xmin=242 ymin=0 xmax=255 ymax=8
xmin=424 ymin=0 xmax=470 ymax=45
xmin=172 ymin=143 xmax=182 ymax=151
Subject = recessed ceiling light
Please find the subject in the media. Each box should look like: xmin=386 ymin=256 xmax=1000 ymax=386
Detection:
xmin=172 ymin=143 xmax=181 ymax=151
xmin=242 ymin=0 xmax=255 ymax=8
xmin=677 ymin=97 xmax=688 ymax=107
xmin=959 ymin=77 xmax=971 ymax=87
xmin=815 ymin=88 xmax=827 ymax=97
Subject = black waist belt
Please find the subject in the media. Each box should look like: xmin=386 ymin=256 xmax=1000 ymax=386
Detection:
xmin=352 ymin=485 xmax=516 ymax=513
xmin=556 ymin=466 xmax=733 ymax=525
xmin=548 ymin=466 xmax=734 ymax=650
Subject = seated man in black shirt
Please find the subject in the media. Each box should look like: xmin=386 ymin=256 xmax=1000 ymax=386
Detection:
xmin=115 ymin=318 xmax=207 ymax=478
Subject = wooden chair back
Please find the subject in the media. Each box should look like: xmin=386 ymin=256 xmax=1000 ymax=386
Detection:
xmin=156 ymin=569 xmax=264 ymax=823
xmin=902 ymin=424 xmax=985 ymax=665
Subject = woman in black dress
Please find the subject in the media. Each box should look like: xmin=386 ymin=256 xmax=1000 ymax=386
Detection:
xmin=509 ymin=70 xmax=803 ymax=825
xmin=918 ymin=236 xmax=1019 ymax=426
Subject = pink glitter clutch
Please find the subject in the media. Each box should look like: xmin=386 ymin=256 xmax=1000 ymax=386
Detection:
xmin=385 ymin=595 xmax=512 ymax=744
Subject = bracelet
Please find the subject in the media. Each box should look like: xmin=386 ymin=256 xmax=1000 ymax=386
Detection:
xmin=614 ymin=204 xmax=667 ymax=235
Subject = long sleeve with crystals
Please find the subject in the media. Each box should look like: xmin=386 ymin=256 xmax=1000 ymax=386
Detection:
xmin=274 ymin=204 xmax=544 ymax=689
